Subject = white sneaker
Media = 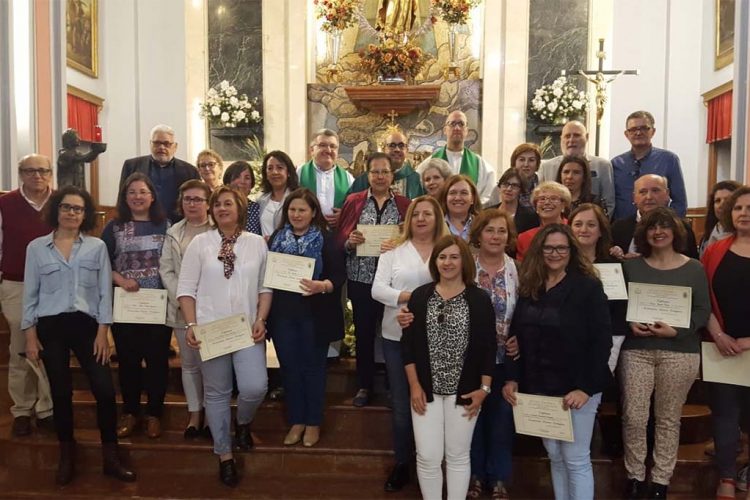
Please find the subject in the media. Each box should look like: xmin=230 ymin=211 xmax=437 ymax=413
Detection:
xmin=737 ymin=464 xmax=748 ymax=492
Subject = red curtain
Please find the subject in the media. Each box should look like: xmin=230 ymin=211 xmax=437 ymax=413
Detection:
xmin=706 ymin=90 xmax=733 ymax=143
xmin=67 ymin=93 xmax=98 ymax=141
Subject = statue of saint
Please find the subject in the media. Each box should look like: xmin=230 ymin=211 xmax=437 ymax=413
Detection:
xmin=57 ymin=128 xmax=107 ymax=188
xmin=376 ymin=0 xmax=420 ymax=35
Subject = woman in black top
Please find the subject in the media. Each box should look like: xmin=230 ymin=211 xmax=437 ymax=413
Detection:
xmin=503 ymin=224 xmax=611 ymax=500
xmin=487 ymin=167 xmax=540 ymax=236
xmin=555 ymin=155 xmax=607 ymax=217
xmin=402 ymin=235 xmax=496 ymax=500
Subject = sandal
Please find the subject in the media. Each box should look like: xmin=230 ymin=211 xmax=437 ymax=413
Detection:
xmin=491 ymin=481 xmax=510 ymax=500
xmin=717 ymin=477 xmax=736 ymax=500
xmin=467 ymin=476 xmax=483 ymax=499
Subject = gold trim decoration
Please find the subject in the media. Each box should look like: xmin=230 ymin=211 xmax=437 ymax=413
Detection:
xmin=66 ymin=84 xmax=104 ymax=109
xmin=702 ymin=80 xmax=733 ymax=104
xmin=715 ymin=0 xmax=734 ymax=70
xmin=66 ymin=0 xmax=99 ymax=78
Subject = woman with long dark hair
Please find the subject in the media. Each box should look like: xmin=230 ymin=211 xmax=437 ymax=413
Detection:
xmin=699 ymin=180 xmax=742 ymax=257
xmin=257 ymin=150 xmax=300 ymax=238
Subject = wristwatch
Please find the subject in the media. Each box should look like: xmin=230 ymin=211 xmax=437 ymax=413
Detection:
xmin=480 ymin=384 xmax=492 ymax=395
xmin=186 ymin=322 xmax=197 ymax=328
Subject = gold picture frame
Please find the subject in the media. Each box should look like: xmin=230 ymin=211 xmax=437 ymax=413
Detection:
xmin=715 ymin=0 xmax=734 ymax=70
xmin=66 ymin=0 xmax=98 ymax=78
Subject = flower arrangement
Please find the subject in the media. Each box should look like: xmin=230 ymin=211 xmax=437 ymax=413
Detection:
xmin=529 ymin=76 xmax=589 ymax=125
xmin=313 ymin=0 xmax=358 ymax=33
xmin=431 ymin=0 xmax=481 ymax=25
xmin=199 ymin=80 xmax=262 ymax=128
xmin=359 ymin=39 xmax=427 ymax=80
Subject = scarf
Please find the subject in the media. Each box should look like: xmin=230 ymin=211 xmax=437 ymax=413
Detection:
xmin=299 ymin=160 xmax=350 ymax=209
xmin=218 ymin=228 xmax=242 ymax=279
xmin=270 ymin=223 xmax=324 ymax=280
xmin=432 ymin=147 xmax=480 ymax=185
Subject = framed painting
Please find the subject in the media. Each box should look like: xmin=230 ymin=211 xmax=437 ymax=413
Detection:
xmin=715 ymin=0 xmax=734 ymax=70
xmin=66 ymin=0 xmax=98 ymax=78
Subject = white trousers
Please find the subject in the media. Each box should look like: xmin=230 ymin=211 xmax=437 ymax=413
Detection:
xmin=412 ymin=394 xmax=478 ymax=500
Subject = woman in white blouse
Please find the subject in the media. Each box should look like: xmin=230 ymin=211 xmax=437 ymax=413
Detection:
xmin=177 ymin=186 xmax=271 ymax=487
xmin=256 ymin=151 xmax=299 ymax=238
xmin=371 ymin=195 xmax=447 ymax=492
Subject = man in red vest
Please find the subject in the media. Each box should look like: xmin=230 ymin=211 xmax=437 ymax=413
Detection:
xmin=0 ymin=154 xmax=55 ymax=436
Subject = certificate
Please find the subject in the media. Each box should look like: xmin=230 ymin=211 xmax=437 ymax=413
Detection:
xmin=594 ymin=263 xmax=628 ymax=300
xmin=356 ymin=224 xmax=400 ymax=257
xmin=625 ymin=282 xmax=692 ymax=329
xmin=263 ymin=252 xmax=315 ymax=293
xmin=702 ymin=342 xmax=750 ymax=387
xmin=192 ymin=314 xmax=253 ymax=362
xmin=113 ymin=288 xmax=167 ymax=324
xmin=512 ymin=393 xmax=574 ymax=442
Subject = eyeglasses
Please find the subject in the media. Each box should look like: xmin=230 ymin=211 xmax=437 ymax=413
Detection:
xmin=151 ymin=140 xmax=175 ymax=148
xmin=197 ymin=161 xmax=217 ymax=169
xmin=386 ymin=142 xmax=407 ymax=150
xmin=500 ymin=181 xmax=522 ymax=190
xmin=368 ymin=169 xmax=393 ymax=177
xmin=314 ymin=143 xmax=338 ymax=150
xmin=626 ymin=125 xmax=652 ymax=135
xmin=59 ymin=203 xmax=85 ymax=214
xmin=630 ymin=159 xmax=642 ymax=178
xmin=445 ymin=120 xmax=466 ymax=129
xmin=20 ymin=168 xmax=52 ymax=177
xmin=183 ymin=196 xmax=207 ymax=205
xmin=542 ymin=245 xmax=570 ymax=256
xmin=536 ymin=196 xmax=562 ymax=204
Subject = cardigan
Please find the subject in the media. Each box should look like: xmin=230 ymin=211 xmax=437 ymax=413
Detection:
xmin=701 ymin=235 xmax=735 ymax=332
xmin=336 ymin=189 xmax=411 ymax=250
xmin=401 ymin=283 xmax=497 ymax=405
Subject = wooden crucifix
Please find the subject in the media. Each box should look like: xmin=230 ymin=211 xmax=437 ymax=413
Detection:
xmin=562 ymin=38 xmax=639 ymax=156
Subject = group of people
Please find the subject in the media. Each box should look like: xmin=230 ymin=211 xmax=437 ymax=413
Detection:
xmin=1 ymin=110 xmax=748 ymax=500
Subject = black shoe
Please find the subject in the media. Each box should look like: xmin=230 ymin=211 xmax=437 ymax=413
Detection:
xmin=201 ymin=425 xmax=212 ymax=440
xmin=235 ymin=423 xmax=253 ymax=451
xmin=184 ymin=425 xmax=200 ymax=439
xmin=12 ymin=416 xmax=32 ymax=437
xmin=219 ymin=458 xmax=238 ymax=487
xmin=268 ymin=387 xmax=285 ymax=401
xmin=647 ymin=482 xmax=668 ymax=499
xmin=56 ymin=441 xmax=76 ymax=486
xmin=102 ymin=443 xmax=137 ymax=482
xmin=624 ymin=478 xmax=647 ymax=499
xmin=36 ymin=415 xmax=55 ymax=432
xmin=384 ymin=462 xmax=410 ymax=492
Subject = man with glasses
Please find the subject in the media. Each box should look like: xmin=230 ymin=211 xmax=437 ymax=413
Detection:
xmin=539 ymin=120 xmax=616 ymax=217
xmin=418 ymin=110 xmax=496 ymax=205
xmin=298 ymin=128 xmax=354 ymax=228
xmin=119 ymin=124 xmax=199 ymax=222
xmin=348 ymin=131 xmax=424 ymax=199
xmin=611 ymin=111 xmax=687 ymax=220
xmin=0 ymin=154 xmax=55 ymax=436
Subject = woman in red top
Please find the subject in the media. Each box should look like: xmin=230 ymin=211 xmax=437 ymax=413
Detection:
xmin=515 ymin=181 xmax=570 ymax=261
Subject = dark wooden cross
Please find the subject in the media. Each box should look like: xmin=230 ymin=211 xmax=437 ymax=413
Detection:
xmin=562 ymin=38 xmax=639 ymax=155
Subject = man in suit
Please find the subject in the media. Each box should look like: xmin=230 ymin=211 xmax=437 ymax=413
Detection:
xmin=539 ymin=120 xmax=616 ymax=217
xmin=119 ymin=124 xmax=200 ymax=222
xmin=611 ymin=174 xmax=697 ymax=259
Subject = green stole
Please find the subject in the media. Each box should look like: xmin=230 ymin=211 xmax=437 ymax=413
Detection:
xmin=299 ymin=160 xmax=350 ymax=209
xmin=432 ymin=147 xmax=480 ymax=185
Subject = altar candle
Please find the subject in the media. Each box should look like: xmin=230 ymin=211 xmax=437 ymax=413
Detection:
xmin=94 ymin=125 xmax=102 ymax=142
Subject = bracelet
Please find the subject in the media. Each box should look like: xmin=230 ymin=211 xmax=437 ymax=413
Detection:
xmin=186 ymin=322 xmax=197 ymax=328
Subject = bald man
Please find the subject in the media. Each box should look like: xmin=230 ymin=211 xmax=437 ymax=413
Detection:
xmin=417 ymin=110 xmax=496 ymax=204
xmin=539 ymin=120 xmax=616 ymax=217
xmin=0 ymin=154 xmax=55 ymax=436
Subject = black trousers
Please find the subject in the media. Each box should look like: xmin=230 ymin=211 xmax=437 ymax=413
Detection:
xmin=710 ymin=382 xmax=750 ymax=478
xmin=111 ymin=323 xmax=172 ymax=417
xmin=37 ymin=312 xmax=117 ymax=443
xmin=348 ymin=280 xmax=384 ymax=391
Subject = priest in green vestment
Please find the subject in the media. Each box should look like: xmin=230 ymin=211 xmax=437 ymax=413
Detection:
xmin=348 ymin=131 xmax=424 ymax=199
xmin=297 ymin=128 xmax=354 ymax=228
xmin=416 ymin=110 xmax=496 ymax=205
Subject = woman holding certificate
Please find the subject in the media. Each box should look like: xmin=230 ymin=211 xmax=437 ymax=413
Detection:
xmin=515 ymin=182 xmax=571 ymax=261
xmin=503 ymin=224 xmax=612 ymax=500
xmin=401 ymin=235 xmax=496 ymax=500
xmin=22 ymin=186 xmax=135 ymax=486
xmin=620 ymin=207 xmax=710 ymax=499
xmin=439 ymin=174 xmax=481 ymax=241
xmin=371 ymin=195 xmax=446 ymax=491
xmin=701 ymin=186 xmax=750 ymax=500
xmin=101 ymin=172 xmax=171 ymax=440
xmin=177 ymin=185 xmax=271 ymax=487
xmin=159 ymin=180 xmax=212 ymax=438
xmin=338 ymin=152 xmax=410 ymax=408
xmin=267 ymin=188 xmax=345 ymax=448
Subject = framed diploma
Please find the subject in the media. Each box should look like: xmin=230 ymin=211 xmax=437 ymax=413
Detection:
xmin=512 ymin=393 xmax=574 ymax=442
xmin=192 ymin=314 xmax=253 ymax=362
xmin=594 ymin=263 xmax=628 ymax=300
xmin=263 ymin=252 xmax=315 ymax=293
xmin=626 ymin=282 xmax=692 ymax=329
xmin=356 ymin=224 xmax=400 ymax=257
xmin=113 ymin=288 xmax=168 ymax=324
xmin=702 ymin=342 xmax=750 ymax=387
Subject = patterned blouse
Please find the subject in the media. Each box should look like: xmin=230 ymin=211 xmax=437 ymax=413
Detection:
xmin=346 ymin=193 xmax=401 ymax=284
xmin=101 ymin=219 xmax=169 ymax=289
xmin=426 ymin=289 xmax=470 ymax=395
xmin=476 ymin=260 xmax=510 ymax=363
xmin=246 ymin=200 xmax=262 ymax=236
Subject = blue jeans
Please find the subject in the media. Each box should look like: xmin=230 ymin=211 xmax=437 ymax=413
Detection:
xmin=470 ymin=363 xmax=513 ymax=483
xmin=382 ymin=338 xmax=414 ymax=464
xmin=201 ymin=342 xmax=267 ymax=455
xmin=272 ymin=314 xmax=328 ymax=426
xmin=542 ymin=392 xmax=602 ymax=500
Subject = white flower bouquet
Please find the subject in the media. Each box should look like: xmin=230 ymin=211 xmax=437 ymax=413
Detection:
xmin=529 ymin=76 xmax=589 ymax=125
xmin=199 ymin=80 xmax=262 ymax=128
